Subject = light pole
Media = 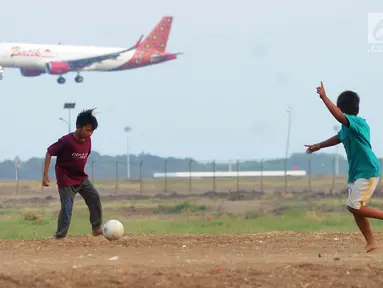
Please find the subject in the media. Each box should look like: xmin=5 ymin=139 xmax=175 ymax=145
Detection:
xmin=284 ymin=106 xmax=292 ymax=194
xmin=285 ymin=106 xmax=292 ymax=160
xmin=59 ymin=117 xmax=70 ymax=132
xmin=124 ymin=126 xmax=132 ymax=180
xmin=333 ymin=125 xmax=340 ymax=176
xmin=63 ymin=102 xmax=76 ymax=133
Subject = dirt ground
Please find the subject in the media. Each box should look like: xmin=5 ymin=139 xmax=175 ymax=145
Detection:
xmin=1 ymin=232 xmax=383 ymax=288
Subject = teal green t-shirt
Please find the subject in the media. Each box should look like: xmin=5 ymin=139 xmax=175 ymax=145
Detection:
xmin=337 ymin=114 xmax=380 ymax=183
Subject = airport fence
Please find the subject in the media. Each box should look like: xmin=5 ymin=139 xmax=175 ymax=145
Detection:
xmin=6 ymin=155 xmax=382 ymax=196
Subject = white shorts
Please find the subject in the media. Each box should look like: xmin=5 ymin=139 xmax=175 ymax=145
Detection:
xmin=347 ymin=177 xmax=380 ymax=209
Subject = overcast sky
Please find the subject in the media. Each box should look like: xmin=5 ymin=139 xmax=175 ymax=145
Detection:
xmin=1 ymin=0 xmax=383 ymax=162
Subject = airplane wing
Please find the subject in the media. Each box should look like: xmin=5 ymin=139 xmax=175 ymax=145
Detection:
xmin=64 ymin=35 xmax=143 ymax=70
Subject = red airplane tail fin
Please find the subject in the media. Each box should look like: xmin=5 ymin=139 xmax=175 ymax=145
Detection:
xmin=139 ymin=16 xmax=173 ymax=53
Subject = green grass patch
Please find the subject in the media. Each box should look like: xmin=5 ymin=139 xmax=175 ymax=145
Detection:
xmin=153 ymin=201 xmax=207 ymax=214
xmin=244 ymin=211 xmax=264 ymax=219
xmin=2 ymin=200 xmax=383 ymax=240
xmin=0 ymin=209 xmax=380 ymax=240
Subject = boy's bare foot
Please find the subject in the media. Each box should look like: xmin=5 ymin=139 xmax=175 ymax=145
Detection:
xmin=365 ymin=241 xmax=379 ymax=253
xmin=92 ymin=228 xmax=103 ymax=237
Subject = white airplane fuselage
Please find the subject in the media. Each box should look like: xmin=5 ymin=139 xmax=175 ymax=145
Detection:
xmin=0 ymin=16 xmax=180 ymax=84
xmin=0 ymin=42 xmax=135 ymax=71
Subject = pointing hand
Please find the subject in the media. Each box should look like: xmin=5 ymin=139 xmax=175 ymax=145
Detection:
xmin=316 ymin=81 xmax=327 ymax=99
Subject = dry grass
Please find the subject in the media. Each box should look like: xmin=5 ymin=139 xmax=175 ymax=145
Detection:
xmin=0 ymin=175 xmax=350 ymax=195
xmin=22 ymin=211 xmax=42 ymax=221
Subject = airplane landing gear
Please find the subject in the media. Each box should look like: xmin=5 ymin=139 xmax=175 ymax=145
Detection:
xmin=75 ymin=75 xmax=83 ymax=83
xmin=57 ymin=76 xmax=66 ymax=84
xmin=56 ymin=74 xmax=83 ymax=84
xmin=0 ymin=66 xmax=4 ymax=80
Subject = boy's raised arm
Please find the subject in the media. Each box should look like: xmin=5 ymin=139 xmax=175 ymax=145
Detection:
xmin=317 ymin=81 xmax=349 ymax=127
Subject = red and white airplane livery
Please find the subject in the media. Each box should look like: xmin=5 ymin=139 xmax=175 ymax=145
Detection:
xmin=0 ymin=16 xmax=181 ymax=84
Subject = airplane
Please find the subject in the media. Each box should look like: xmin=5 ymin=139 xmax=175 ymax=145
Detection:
xmin=0 ymin=16 xmax=182 ymax=84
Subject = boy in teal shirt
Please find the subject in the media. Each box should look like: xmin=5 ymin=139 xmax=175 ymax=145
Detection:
xmin=305 ymin=82 xmax=381 ymax=253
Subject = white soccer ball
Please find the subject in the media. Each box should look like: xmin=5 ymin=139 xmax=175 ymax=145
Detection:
xmin=102 ymin=219 xmax=124 ymax=241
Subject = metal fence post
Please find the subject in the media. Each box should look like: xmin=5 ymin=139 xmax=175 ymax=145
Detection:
xmin=260 ymin=160 xmax=264 ymax=193
xmin=139 ymin=160 xmax=143 ymax=193
xmin=284 ymin=158 xmax=288 ymax=194
xmin=213 ymin=160 xmax=216 ymax=192
xmin=331 ymin=155 xmax=335 ymax=192
xmin=164 ymin=159 xmax=168 ymax=193
xmin=236 ymin=160 xmax=240 ymax=192
xmin=115 ymin=161 xmax=119 ymax=194
xmin=308 ymin=158 xmax=312 ymax=192
xmin=188 ymin=159 xmax=192 ymax=193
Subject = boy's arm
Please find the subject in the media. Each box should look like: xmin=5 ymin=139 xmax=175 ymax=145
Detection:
xmin=43 ymin=139 xmax=64 ymax=178
xmin=318 ymin=135 xmax=341 ymax=148
xmin=305 ymin=135 xmax=340 ymax=154
xmin=43 ymin=152 xmax=51 ymax=178
xmin=317 ymin=81 xmax=350 ymax=127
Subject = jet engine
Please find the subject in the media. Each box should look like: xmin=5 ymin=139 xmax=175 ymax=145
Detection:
xmin=20 ymin=68 xmax=45 ymax=77
xmin=45 ymin=61 xmax=70 ymax=74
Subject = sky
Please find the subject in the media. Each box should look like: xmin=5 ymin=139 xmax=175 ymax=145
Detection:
xmin=1 ymin=0 xmax=383 ymax=162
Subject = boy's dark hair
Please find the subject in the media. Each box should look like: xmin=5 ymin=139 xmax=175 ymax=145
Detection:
xmin=76 ymin=108 xmax=98 ymax=130
xmin=336 ymin=90 xmax=360 ymax=115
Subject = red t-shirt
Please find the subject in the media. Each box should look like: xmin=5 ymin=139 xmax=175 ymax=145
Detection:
xmin=47 ymin=133 xmax=91 ymax=187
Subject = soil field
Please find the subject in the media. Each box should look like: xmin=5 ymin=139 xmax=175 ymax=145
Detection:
xmin=1 ymin=232 xmax=383 ymax=288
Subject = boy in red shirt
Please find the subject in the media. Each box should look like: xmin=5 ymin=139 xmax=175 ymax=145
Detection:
xmin=42 ymin=108 xmax=103 ymax=239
